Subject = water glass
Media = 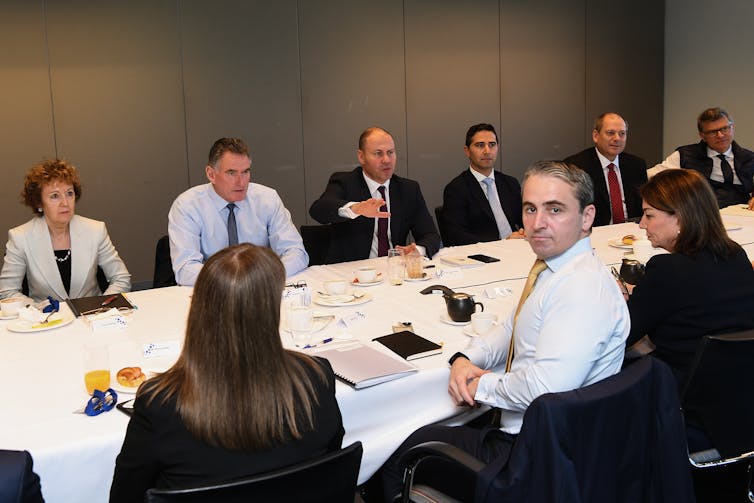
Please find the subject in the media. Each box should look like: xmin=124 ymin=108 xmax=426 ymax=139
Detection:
xmin=387 ymin=248 xmax=404 ymax=285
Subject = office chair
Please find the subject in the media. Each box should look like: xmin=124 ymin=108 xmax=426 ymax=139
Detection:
xmin=300 ymin=224 xmax=333 ymax=266
xmin=146 ymin=441 xmax=362 ymax=503
xmin=434 ymin=206 xmax=448 ymax=246
xmin=153 ymin=235 xmax=177 ymax=288
xmin=0 ymin=450 xmax=44 ymax=503
xmin=398 ymin=357 xmax=694 ymax=503
xmin=681 ymin=330 xmax=754 ymax=502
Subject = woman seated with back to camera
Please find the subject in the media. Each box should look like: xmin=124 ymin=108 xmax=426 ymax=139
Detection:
xmin=626 ymin=169 xmax=754 ymax=388
xmin=110 ymin=244 xmax=344 ymax=503
xmin=0 ymin=159 xmax=130 ymax=302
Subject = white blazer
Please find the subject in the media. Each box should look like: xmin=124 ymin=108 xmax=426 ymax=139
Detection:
xmin=0 ymin=215 xmax=131 ymax=302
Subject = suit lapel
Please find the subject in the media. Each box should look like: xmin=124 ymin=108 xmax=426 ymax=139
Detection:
xmin=28 ymin=217 xmax=68 ymax=299
xmin=466 ymin=170 xmax=495 ymax=221
xmin=68 ymin=216 xmax=90 ymax=298
xmin=388 ymin=177 xmax=402 ymax=245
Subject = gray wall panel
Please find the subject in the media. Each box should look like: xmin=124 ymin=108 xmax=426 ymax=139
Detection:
xmin=404 ymin=0 xmax=501 ymax=219
xmin=44 ymin=0 xmax=187 ymax=284
xmin=0 ymin=1 xmax=56 ymax=249
xmin=585 ymin=0 xmax=664 ymax=164
xmin=181 ymin=0 xmax=305 ymax=226
xmin=499 ymin=0 xmax=586 ymax=179
xmin=299 ymin=0 xmax=406 ymax=220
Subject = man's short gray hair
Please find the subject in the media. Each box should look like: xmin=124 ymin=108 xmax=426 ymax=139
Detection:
xmin=523 ymin=160 xmax=595 ymax=212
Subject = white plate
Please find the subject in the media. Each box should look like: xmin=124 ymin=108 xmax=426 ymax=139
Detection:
xmin=110 ymin=369 xmax=159 ymax=394
xmin=439 ymin=313 xmax=470 ymax=326
xmin=405 ymin=273 xmax=432 ymax=282
xmin=462 ymin=323 xmax=497 ymax=338
xmin=351 ymin=278 xmax=384 ymax=287
xmin=313 ymin=293 xmax=372 ymax=307
xmin=607 ymin=238 xmax=633 ymax=250
xmin=6 ymin=313 xmax=75 ymax=333
xmin=281 ymin=315 xmax=334 ymax=333
xmin=0 ymin=313 xmax=19 ymax=320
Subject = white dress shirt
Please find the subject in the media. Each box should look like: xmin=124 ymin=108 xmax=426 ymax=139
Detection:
xmin=595 ymin=149 xmax=628 ymax=222
xmin=649 ymin=146 xmax=742 ymax=185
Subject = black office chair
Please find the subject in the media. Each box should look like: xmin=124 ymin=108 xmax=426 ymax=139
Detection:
xmin=434 ymin=206 xmax=448 ymax=246
xmin=681 ymin=330 xmax=754 ymax=501
xmin=398 ymin=357 xmax=694 ymax=503
xmin=145 ymin=441 xmax=363 ymax=503
xmin=153 ymin=235 xmax=177 ymax=288
xmin=0 ymin=450 xmax=44 ymax=503
xmin=300 ymin=224 xmax=333 ymax=266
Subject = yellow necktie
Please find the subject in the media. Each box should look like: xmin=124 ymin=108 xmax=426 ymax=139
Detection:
xmin=506 ymin=259 xmax=548 ymax=372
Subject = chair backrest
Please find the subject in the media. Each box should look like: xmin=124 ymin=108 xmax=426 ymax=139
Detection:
xmin=145 ymin=441 xmax=362 ymax=503
xmin=300 ymin=224 xmax=333 ymax=266
xmin=153 ymin=235 xmax=177 ymax=288
xmin=0 ymin=450 xmax=44 ymax=503
xmin=681 ymin=329 xmax=754 ymax=459
xmin=434 ymin=206 xmax=448 ymax=245
xmin=483 ymin=357 xmax=693 ymax=503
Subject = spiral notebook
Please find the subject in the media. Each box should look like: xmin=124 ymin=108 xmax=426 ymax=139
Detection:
xmin=314 ymin=342 xmax=417 ymax=389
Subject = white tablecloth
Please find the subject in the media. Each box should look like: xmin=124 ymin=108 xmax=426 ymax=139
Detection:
xmin=1 ymin=216 xmax=753 ymax=502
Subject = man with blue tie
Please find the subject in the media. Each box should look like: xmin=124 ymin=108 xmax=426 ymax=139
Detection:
xmin=441 ymin=124 xmax=523 ymax=246
xmin=168 ymin=137 xmax=308 ymax=286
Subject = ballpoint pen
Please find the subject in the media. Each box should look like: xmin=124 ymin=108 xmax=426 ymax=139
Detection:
xmin=101 ymin=295 xmax=118 ymax=307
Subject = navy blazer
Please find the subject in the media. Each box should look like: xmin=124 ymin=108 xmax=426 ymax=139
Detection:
xmin=564 ymin=148 xmax=647 ymax=226
xmin=441 ymin=169 xmax=522 ymax=246
xmin=309 ymin=167 xmax=441 ymax=263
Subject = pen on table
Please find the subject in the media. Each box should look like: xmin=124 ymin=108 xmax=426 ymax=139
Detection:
xmin=423 ymin=265 xmax=435 ymax=269
xmin=303 ymin=338 xmax=333 ymax=349
xmin=100 ymin=295 xmax=118 ymax=306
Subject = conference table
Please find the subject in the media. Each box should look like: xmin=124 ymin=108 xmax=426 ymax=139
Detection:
xmin=1 ymin=211 xmax=753 ymax=502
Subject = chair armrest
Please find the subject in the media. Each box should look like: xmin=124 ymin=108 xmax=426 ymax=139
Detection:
xmin=398 ymin=441 xmax=486 ymax=503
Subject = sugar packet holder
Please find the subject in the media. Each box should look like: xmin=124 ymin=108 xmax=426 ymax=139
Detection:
xmin=282 ymin=281 xmax=311 ymax=306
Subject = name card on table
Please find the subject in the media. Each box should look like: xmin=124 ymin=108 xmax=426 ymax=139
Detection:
xmin=83 ymin=308 xmax=127 ymax=332
xmin=143 ymin=340 xmax=181 ymax=360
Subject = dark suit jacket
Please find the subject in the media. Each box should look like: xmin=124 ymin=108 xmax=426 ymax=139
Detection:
xmin=564 ymin=148 xmax=647 ymax=226
xmin=0 ymin=450 xmax=44 ymax=503
xmin=627 ymin=247 xmax=754 ymax=387
xmin=110 ymin=358 xmax=344 ymax=503
xmin=441 ymin=169 xmax=522 ymax=246
xmin=309 ymin=167 xmax=441 ymax=262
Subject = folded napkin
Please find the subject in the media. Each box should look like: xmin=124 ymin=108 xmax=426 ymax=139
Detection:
xmin=17 ymin=306 xmax=44 ymax=323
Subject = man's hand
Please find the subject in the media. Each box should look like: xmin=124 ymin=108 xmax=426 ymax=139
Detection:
xmin=506 ymin=228 xmax=526 ymax=240
xmin=395 ymin=243 xmax=418 ymax=255
xmin=747 ymin=196 xmax=754 ymax=211
xmin=351 ymin=198 xmax=390 ymax=218
xmin=448 ymin=357 xmax=489 ymax=406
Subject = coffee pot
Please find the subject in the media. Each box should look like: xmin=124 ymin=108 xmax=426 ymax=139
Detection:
xmin=443 ymin=292 xmax=484 ymax=322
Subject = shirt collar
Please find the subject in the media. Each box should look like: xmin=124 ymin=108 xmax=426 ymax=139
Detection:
xmin=707 ymin=145 xmax=733 ymax=159
xmin=362 ymin=170 xmax=391 ymax=195
xmin=206 ymin=182 xmax=247 ymax=212
xmin=595 ymin=147 xmax=619 ymax=169
xmin=469 ymin=166 xmax=493 ymax=183
xmin=542 ymin=236 xmax=593 ymax=273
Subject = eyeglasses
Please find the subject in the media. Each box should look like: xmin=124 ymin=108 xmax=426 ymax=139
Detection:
xmin=702 ymin=123 xmax=733 ymax=136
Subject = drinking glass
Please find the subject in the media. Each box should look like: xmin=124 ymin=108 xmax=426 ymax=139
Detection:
xmin=387 ymin=248 xmax=404 ymax=285
xmin=288 ymin=305 xmax=313 ymax=347
xmin=83 ymin=342 xmax=111 ymax=395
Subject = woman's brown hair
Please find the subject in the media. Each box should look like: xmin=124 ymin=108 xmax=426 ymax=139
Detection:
xmin=21 ymin=159 xmax=82 ymax=214
xmin=640 ymin=169 xmax=740 ymax=258
xmin=142 ymin=244 xmax=325 ymax=450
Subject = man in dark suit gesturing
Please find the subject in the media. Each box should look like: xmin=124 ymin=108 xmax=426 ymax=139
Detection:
xmin=441 ymin=123 xmax=523 ymax=246
xmin=309 ymin=127 xmax=440 ymax=263
xmin=565 ymin=113 xmax=647 ymax=226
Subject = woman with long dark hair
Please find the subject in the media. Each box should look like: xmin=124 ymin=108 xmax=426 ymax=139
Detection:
xmin=110 ymin=244 xmax=343 ymax=502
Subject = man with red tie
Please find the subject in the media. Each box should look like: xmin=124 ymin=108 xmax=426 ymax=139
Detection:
xmin=309 ymin=127 xmax=440 ymax=263
xmin=565 ymin=112 xmax=648 ymax=226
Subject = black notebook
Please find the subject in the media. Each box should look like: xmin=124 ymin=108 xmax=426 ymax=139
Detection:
xmin=372 ymin=330 xmax=444 ymax=361
xmin=66 ymin=293 xmax=134 ymax=317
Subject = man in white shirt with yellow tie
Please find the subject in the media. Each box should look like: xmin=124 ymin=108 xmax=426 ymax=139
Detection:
xmin=382 ymin=161 xmax=629 ymax=501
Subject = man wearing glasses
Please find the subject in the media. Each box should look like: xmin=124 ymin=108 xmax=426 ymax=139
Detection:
xmin=650 ymin=107 xmax=754 ymax=209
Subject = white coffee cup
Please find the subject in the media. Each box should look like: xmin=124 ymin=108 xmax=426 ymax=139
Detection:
xmin=471 ymin=312 xmax=497 ymax=335
xmin=355 ymin=267 xmax=377 ymax=284
xmin=632 ymin=239 xmax=654 ymax=264
xmin=1 ymin=297 xmax=24 ymax=317
xmin=324 ymin=280 xmax=348 ymax=296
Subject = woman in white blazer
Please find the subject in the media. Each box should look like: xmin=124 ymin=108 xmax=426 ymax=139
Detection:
xmin=0 ymin=159 xmax=131 ymax=302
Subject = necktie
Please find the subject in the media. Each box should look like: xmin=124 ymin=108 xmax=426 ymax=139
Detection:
xmin=377 ymin=186 xmax=389 ymax=256
xmin=226 ymin=203 xmax=238 ymax=246
xmin=607 ymin=163 xmax=625 ymax=224
xmin=718 ymin=154 xmax=734 ymax=185
xmin=482 ymin=178 xmax=513 ymax=239
xmin=506 ymin=259 xmax=548 ymax=372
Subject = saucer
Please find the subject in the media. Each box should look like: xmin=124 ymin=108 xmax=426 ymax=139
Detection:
xmin=607 ymin=238 xmax=633 ymax=250
xmin=463 ymin=323 xmax=497 ymax=337
xmin=0 ymin=313 xmax=19 ymax=320
xmin=405 ymin=273 xmax=432 ymax=282
xmin=439 ymin=313 xmax=470 ymax=326
xmin=352 ymin=278 xmax=384 ymax=287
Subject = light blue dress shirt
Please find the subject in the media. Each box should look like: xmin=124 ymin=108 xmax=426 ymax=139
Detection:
xmin=168 ymin=183 xmax=308 ymax=285
xmin=465 ymin=236 xmax=630 ymax=434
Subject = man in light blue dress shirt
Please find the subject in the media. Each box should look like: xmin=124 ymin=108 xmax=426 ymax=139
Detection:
xmin=168 ymin=138 xmax=308 ymax=286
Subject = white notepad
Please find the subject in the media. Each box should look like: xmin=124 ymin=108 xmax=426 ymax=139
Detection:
xmin=313 ymin=342 xmax=417 ymax=389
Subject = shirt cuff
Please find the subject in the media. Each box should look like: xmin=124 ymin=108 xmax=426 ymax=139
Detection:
xmin=474 ymin=372 xmax=502 ymax=406
xmin=337 ymin=202 xmax=359 ymax=219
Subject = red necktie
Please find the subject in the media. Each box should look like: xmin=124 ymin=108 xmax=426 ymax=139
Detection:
xmin=607 ymin=163 xmax=625 ymax=224
xmin=377 ymin=186 xmax=389 ymax=256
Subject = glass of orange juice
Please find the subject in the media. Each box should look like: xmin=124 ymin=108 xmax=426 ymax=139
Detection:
xmin=83 ymin=343 xmax=110 ymax=395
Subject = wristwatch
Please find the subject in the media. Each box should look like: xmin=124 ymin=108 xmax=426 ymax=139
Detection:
xmin=448 ymin=352 xmax=469 ymax=366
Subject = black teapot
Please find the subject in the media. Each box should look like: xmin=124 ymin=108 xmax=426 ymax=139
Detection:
xmin=444 ymin=292 xmax=484 ymax=322
xmin=619 ymin=257 xmax=645 ymax=285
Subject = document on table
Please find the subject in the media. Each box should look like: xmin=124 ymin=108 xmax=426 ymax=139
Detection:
xmin=314 ymin=342 xmax=417 ymax=389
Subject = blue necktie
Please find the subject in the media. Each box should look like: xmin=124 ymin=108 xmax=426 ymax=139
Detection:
xmin=226 ymin=203 xmax=238 ymax=246
xmin=482 ymin=178 xmax=512 ymax=239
